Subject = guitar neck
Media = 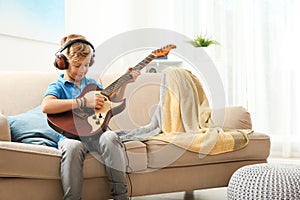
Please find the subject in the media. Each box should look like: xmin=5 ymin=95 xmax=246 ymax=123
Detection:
xmin=101 ymin=53 xmax=157 ymax=97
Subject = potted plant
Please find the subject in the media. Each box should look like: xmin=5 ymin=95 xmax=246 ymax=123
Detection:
xmin=187 ymin=34 xmax=220 ymax=47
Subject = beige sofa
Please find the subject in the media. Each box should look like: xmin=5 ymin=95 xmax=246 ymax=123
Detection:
xmin=0 ymin=71 xmax=270 ymax=200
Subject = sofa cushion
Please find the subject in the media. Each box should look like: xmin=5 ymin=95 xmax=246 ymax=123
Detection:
xmin=0 ymin=71 xmax=58 ymax=116
xmin=146 ymin=132 xmax=270 ymax=169
xmin=123 ymin=140 xmax=147 ymax=172
xmin=107 ymin=73 xmax=162 ymax=130
xmin=0 ymin=141 xmax=62 ymax=179
xmin=7 ymin=106 xmax=60 ymax=148
xmin=0 ymin=140 xmax=147 ymax=179
xmin=211 ymin=106 xmax=252 ymax=129
xmin=145 ymin=106 xmax=258 ymax=168
xmin=0 ymin=114 xmax=11 ymax=141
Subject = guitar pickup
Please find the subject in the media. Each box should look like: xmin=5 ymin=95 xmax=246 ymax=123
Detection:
xmin=73 ymin=109 xmax=90 ymax=119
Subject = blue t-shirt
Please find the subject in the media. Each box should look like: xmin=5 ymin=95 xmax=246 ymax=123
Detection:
xmin=45 ymin=74 xmax=103 ymax=99
xmin=45 ymin=74 xmax=103 ymax=143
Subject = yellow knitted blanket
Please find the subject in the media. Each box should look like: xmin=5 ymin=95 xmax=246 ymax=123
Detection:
xmin=149 ymin=67 xmax=251 ymax=155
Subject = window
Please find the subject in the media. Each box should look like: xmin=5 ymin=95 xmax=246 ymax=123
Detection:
xmin=0 ymin=0 xmax=64 ymax=42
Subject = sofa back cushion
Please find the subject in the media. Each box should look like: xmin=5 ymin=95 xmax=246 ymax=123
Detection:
xmin=105 ymin=73 xmax=163 ymax=130
xmin=0 ymin=71 xmax=59 ymax=116
xmin=211 ymin=106 xmax=252 ymax=129
xmin=0 ymin=71 xmax=252 ymax=136
xmin=105 ymin=73 xmax=252 ymax=130
xmin=0 ymin=113 xmax=11 ymax=141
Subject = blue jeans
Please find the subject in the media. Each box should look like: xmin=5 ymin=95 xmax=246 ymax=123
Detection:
xmin=58 ymin=131 xmax=128 ymax=200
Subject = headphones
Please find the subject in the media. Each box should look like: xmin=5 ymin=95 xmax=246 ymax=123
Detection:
xmin=54 ymin=39 xmax=95 ymax=70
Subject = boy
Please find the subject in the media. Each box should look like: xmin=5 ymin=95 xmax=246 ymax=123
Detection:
xmin=42 ymin=34 xmax=140 ymax=200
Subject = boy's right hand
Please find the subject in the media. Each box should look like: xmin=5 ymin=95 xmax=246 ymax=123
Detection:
xmin=85 ymin=94 xmax=105 ymax=109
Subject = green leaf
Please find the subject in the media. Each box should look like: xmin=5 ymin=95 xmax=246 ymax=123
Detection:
xmin=187 ymin=34 xmax=220 ymax=47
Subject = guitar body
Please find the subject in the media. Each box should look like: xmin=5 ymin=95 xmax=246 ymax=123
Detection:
xmin=47 ymin=84 xmax=126 ymax=140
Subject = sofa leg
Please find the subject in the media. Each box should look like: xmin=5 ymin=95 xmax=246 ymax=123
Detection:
xmin=184 ymin=190 xmax=194 ymax=200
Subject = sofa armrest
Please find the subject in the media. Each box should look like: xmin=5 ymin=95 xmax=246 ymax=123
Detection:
xmin=0 ymin=113 xmax=11 ymax=141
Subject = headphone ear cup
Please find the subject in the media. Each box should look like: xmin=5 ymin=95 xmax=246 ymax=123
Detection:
xmin=89 ymin=53 xmax=95 ymax=67
xmin=54 ymin=54 xmax=69 ymax=70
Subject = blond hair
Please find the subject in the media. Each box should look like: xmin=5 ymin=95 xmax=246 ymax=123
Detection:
xmin=61 ymin=34 xmax=92 ymax=66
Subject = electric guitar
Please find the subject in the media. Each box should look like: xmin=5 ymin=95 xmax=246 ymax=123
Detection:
xmin=47 ymin=44 xmax=176 ymax=140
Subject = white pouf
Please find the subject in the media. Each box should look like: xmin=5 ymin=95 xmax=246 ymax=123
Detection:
xmin=227 ymin=163 xmax=300 ymax=199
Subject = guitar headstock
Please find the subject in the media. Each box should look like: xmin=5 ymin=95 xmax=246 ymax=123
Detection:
xmin=152 ymin=44 xmax=176 ymax=58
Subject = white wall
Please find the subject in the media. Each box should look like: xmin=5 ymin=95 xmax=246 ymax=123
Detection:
xmin=63 ymin=0 xmax=209 ymax=77
xmin=64 ymin=0 xmax=198 ymax=46
xmin=0 ymin=0 xmax=212 ymax=72
xmin=0 ymin=0 xmax=189 ymax=71
xmin=0 ymin=34 xmax=60 ymax=71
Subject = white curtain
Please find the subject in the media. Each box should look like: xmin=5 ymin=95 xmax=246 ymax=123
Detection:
xmin=173 ymin=0 xmax=300 ymax=158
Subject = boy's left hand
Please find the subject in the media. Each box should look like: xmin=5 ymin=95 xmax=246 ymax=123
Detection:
xmin=128 ymin=68 xmax=141 ymax=83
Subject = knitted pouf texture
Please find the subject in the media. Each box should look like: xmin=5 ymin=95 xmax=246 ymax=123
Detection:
xmin=227 ymin=163 xmax=300 ymax=200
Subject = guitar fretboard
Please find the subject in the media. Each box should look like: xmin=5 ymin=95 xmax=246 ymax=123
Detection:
xmin=101 ymin=53 xmax=157 ymax=97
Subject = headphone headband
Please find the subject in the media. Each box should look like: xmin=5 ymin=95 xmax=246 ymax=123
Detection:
xmin=56 ymin=39 xmax=95 ymax=55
